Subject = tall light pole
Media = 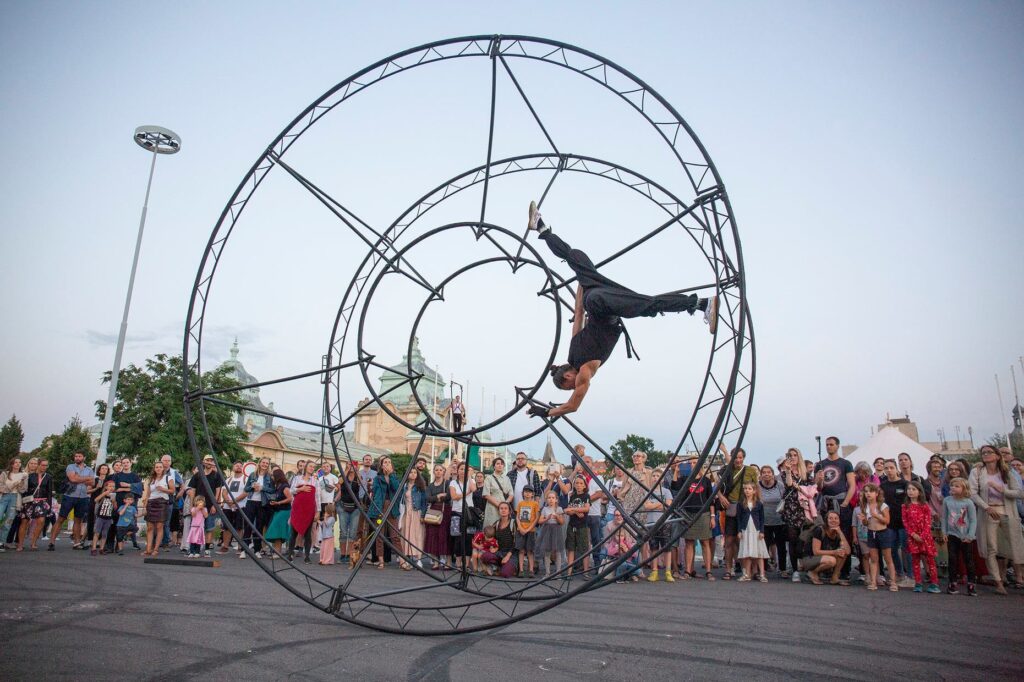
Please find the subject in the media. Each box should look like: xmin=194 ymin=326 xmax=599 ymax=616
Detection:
xmin=96 ymin=126 xmax=181 ymax=465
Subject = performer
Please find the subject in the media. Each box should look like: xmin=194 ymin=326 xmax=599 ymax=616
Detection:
xmin=526 ymin=201 xmax=718 ymax=419
xmin=450 ymin=395 xmax=465 ymax=432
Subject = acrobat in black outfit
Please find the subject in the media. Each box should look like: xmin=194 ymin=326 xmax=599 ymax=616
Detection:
xmin=525 ymin=201 xmax=718 ymax=419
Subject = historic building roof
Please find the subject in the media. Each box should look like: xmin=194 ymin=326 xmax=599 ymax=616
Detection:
xmin=219 ymin=339 xmax=274 ymax=433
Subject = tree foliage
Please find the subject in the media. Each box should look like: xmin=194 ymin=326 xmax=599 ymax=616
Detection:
xmin=608 ymin=433 xmax=671 ymax=469
xmin=30 ymin=416 xmax=95 ymax=494
xmin=0 ymin=414 xmax=25 ymax=469
xmin=95 ymin=353 xmax=248 ymax=473
xmin=986 ymin=432 xmax=1024 ymax=457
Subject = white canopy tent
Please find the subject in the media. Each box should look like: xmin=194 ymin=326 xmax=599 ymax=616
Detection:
xmin=845 ymin=426 xmax=937 ymax=476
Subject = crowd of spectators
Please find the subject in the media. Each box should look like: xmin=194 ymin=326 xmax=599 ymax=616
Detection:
xmin=2 ymin=437 xmax=1023 ymax=597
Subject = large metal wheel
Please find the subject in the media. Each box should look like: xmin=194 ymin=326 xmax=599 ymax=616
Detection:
xmin=183 ymin=35 xmax=754 ymax=635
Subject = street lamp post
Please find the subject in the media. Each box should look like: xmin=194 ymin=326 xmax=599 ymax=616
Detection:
xmin=96 ymin=126 xmax=181 ymax=466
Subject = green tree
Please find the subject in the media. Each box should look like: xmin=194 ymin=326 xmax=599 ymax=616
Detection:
xmin=608 ymin=434 xmax=671 ymax=469
xmin=0 ymin=414 xmax=25 ymax=469
xmin=30 ymin=416 xmax=95 ymax=495
xmin=986 ymin=432 xmax=1024 ymax=457
xmin=95 ymin=353 xmax=247 ymax=473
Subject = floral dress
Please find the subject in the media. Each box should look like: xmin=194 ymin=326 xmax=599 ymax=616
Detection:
xmin=903 ymin=502 xmax=936 ymax=556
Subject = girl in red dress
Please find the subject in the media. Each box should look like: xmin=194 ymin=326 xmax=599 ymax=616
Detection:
xmin=903 ymin=480 xmax=939 ymax=593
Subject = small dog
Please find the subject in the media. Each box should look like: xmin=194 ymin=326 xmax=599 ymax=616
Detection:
xmin=349 ymin=537 xmax=363 ymax=568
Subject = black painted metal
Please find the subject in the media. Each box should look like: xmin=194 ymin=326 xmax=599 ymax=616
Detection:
xmin=183 ymin=35 xmax=754 ymax=635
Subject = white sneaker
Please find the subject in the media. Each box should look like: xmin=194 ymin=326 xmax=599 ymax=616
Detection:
xmin=703 ymin=295 xmax=719 ymax=335
xmin=204 ymin=549 xmax=211 ymax=558
xmin=527 ymin=200 xmax=548 ymax=233
xmin=791 ymin=571 xmax=801 ymax=583
xmin=238 ymin=552 xmax=246 ymax=559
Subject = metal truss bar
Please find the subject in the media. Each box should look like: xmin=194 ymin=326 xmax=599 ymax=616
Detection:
xmin=331 ymin=372 xmax=418 ymax=432
xmin=189 ymin=360 xmax=363 ymax=400
xmin=477 ymin=45 xmax=499 ymax=229
xmin=498 ymin=55 xmax=560 ymax=156
xmin=200 ymin=396 xmax=327 ymax=430
xmin=269 ymin=153 xmax=443 ymax=299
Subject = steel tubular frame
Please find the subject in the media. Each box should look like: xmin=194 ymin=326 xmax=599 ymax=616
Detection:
xmin=182 ymin=35 xmax=754 ymax=635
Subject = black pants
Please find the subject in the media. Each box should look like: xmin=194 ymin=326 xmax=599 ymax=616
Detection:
xmin=785 ymin=525 xmax=803 ymax=572
xmin=243 ymin=501 xmax=271 ymax=552
xmin=539 ymin=231 xmax=700 ymax=318
xmin=947 ymin=536 xmax=977 ymax=585
xmin=764 ymin=524 xmax=787 ymax=571
xmin=287 ymin=524 xmax=313 ymax=559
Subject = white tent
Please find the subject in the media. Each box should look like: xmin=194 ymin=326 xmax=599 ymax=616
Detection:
xmin=845 ymin=426 xmax=937 ymax=476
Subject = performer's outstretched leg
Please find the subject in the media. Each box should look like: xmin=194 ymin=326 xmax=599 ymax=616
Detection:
xmin=584 ymin=287 xmax=702 ymax=319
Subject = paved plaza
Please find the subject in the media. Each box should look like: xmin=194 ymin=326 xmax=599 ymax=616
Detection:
xmin=2 ymin=550 xmax=1022 ymax=680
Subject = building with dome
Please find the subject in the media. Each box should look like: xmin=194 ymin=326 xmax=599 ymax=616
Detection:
xmin=220 ymin=338 xmax=275 ymax=435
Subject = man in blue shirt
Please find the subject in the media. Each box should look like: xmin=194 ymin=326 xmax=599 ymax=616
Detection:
xmin=49 ymin=451 xmax=94 ymax=551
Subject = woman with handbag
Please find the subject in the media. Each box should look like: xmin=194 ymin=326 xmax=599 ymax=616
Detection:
xmin=448 ymin=462 xmax=478 ymax=571
xmin=141 ymin=460 xmax=174 ymax=557
xmin=483 ymin=457 xmax=513 ymax=528
xmin=264 ymin=468 xmax=293 ymax=554
xmin=0 ymin=458 xmax=28 ymax=550
xmin=369 ymin=456 xmax=402 ymax=569
xmin=16 ymin=458 xmax=52 ymax=551
xmin=336 ymin=464 xmax=361 ymax=564
xmin=424 ymin=464 xmax=451 ymax=569
xmin=398 ymin=466 xmax=428 ymax=570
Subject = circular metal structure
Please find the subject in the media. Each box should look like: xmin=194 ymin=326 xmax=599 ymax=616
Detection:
xmin=183 ymin=35 xmax=754 ymax=635
xmin=133 ymin=125 xmax=181 ymax=154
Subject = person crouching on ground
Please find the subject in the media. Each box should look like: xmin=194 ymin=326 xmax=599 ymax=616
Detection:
xmin=800 ymin=510 xmax=850 ymax=585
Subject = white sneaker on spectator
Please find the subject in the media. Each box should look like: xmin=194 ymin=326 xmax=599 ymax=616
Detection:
xmin=204 ymin=549 xmax=212 ymax=558
xmin=899 ymin=576 xmax=916 ymax=589
xmin=791 ymin=571 xmax=801 ymax=583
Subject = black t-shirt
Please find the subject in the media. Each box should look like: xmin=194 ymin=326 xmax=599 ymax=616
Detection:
xmin=814 ymin=458 xmax=853 ymax=498
xmin=111 ymin=472 xmax=142 ymax=505
xmin=27 ymin=472 xmax=52 ymax=500
xmin=676 ymin=475 xmax=713 ymax=514
xmin=189 ymin=469 xmax=225 ymax=508
xmin=813 ymin=526 xmax=843 ymax=552
xmin=879 ymin=478 xmax=908 ymax=530
xmin=568 ymin=314 xmax=621 ymax=369
xmin=566 ymin=492 xmax=590 ymax=528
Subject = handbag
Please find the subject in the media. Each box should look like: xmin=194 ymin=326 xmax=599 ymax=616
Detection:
xmin=465 ymin=503 xmax=483 ymax=529
xmin=423 ymin=506 xmax=444 ymax=525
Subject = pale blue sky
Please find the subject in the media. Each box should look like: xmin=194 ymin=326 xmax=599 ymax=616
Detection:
xmin=2 ymin=1 xmax=1022 ymax=466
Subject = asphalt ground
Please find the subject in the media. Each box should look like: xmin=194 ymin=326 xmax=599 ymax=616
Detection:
xmin=2 ymin=546 xmax=1023 ymax=681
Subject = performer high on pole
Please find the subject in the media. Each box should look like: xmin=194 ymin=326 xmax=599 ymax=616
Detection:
xmin=526 ymin=201 xmax=719 ymax=419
